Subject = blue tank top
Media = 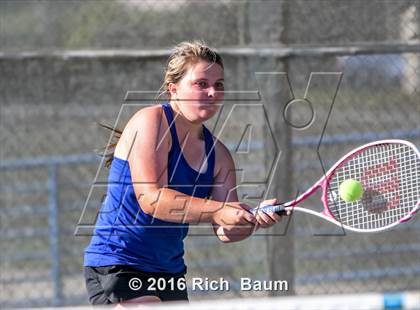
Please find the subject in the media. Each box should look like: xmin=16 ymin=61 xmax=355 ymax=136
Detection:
xmin=84 ymin=103 xmax=215 ymax=273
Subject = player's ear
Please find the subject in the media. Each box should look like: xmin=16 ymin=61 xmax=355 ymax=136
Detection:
xmin=168 ymin=83 xmax=177 ymax=98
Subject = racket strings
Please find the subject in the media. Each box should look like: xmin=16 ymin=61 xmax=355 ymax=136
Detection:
xmin=327 ymin=143 xmax=419 ymax=230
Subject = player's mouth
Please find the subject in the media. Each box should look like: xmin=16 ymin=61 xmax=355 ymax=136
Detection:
xmin=199 ymin=101 xmax=217 ymax=107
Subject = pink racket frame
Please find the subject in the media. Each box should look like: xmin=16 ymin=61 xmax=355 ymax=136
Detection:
xmin=265 ymin=139 xmax=420 ymax=233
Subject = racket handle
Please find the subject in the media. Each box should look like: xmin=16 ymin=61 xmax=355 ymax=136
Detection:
xmin=250 ymin=204 xmax=287 ymax=216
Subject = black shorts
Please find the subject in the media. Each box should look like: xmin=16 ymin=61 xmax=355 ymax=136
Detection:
xmin=84 ymin=265 xmax=189 ymax=304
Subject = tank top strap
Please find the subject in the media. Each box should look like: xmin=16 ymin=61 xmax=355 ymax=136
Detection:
xmin=161 ymin=103 xmax=181 ymax=153
xmin=202 ymin=125 xmax=215 ymax=177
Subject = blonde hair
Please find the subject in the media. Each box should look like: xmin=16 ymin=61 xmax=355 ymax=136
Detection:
xmin=101 ymin=41 xmax=223 ymax=167
xmin=156 ymin=40 xmax=224 ymax=100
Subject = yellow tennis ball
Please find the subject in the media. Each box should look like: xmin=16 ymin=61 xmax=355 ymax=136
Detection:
xmin=339 ymin=179 xmax=364 ymax=202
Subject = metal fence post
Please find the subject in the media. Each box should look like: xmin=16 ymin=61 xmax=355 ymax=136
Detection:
xmin=247 ymin=0 xmax=295 ymax=296
xmin=48 ymin=164 xmax=62 ymax=306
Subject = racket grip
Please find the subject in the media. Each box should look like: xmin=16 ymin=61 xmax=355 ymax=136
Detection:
xmin=250 ymin=204 xmax=287 ymax=216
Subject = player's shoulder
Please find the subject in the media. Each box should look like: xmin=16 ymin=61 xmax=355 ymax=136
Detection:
xmin=115 ymin=105 xmax=169 ymax=158
xmin=120 ymin=104 xmax=171 ymax=148
xmin=212 ymin=136 xmax=235 ymax=167
xmin=130 ymin=104 xmax=164 ymax=123
xmin=213 ymin=137 xmax=230 ymax=156
xmin=125 ymin=104 xmax=167 ymax=131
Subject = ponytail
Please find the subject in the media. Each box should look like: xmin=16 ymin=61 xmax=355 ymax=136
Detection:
xmin=97 ymin=123 xmax=123 ymax=168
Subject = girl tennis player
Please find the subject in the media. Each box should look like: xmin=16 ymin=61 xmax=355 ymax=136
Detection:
xmin=84 ymin=41 xmax=288 ymax=305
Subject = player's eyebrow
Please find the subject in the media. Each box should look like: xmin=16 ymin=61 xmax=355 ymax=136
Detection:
xmin=193 ymin=77 xmax=224 ymax=82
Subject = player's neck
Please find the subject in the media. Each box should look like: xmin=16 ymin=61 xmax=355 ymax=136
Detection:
xmin=169 ymin=102 xmax=203 ymax=140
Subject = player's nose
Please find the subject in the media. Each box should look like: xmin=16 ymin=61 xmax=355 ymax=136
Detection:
xmin=207 ymin=86 xmax=216 ymax=97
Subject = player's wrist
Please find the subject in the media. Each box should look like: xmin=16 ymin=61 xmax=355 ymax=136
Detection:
xmin=209 ymin=201 xmax=225 ymax=225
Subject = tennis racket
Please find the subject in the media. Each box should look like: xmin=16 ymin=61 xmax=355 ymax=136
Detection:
xmin=250 ymin=139 xmax=420 ymax=233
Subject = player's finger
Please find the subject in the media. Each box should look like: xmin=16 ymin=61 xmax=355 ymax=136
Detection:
xmin=267 ymin=211 xmax=282 ymax=222
xmin=255 ymin=214 xmax=268 ymax=228
xmin=241 ymin=210 xmax=257 ymax=224
xmin=257 ymin=211 xmax=278 ymax=224
xmin=256 ymin=211 xmax=275 ymax=227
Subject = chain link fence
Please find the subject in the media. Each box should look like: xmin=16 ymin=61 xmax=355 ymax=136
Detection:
xmin=1 ymin=0 xmax=419 ymax=308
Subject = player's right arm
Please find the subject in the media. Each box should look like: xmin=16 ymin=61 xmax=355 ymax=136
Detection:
xmin=119 ymin=106 xmax=256 ymax=226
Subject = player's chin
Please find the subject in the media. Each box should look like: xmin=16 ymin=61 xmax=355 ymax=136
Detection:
xmin=195 ymin=104 xmax=220 ymax=120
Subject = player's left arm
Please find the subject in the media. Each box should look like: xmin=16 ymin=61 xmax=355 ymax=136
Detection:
xmin=209 ymin=139 xmax=251 ymax=242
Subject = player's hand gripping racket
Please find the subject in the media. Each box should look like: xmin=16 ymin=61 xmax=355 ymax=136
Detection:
xmin=251 ymin=139 xmax=420 ymax=232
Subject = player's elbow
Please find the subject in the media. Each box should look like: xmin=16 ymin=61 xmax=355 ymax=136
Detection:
xmin=214 ymin=228 xmax=250 ymax=243
xmin=213 ymin=226 xmax=231 ymax=243
xmin=136 ymin=188 xmax=162 ymax=216
xmin=218 ymin=235 xmax=247 ymax=243
xmin=216 ymin=235 xmax=231 ymax=243
xmin=139 ymin=203 xmax=155 ymax=216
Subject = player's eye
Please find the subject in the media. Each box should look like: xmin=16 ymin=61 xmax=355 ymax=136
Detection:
xmin=215 ymin=82 xmax=225 ymax=90
xmin=196 ymin=81 xmax=208 ymax=88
